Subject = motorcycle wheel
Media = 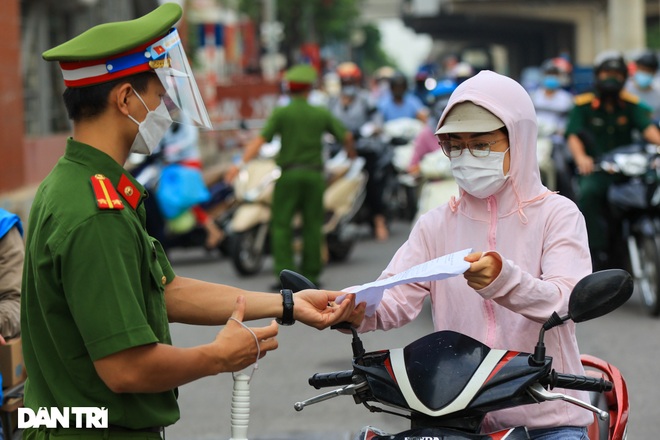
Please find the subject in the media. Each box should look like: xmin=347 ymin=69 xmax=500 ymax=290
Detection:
xmin=228 ymin=227 xmax=266 ymax=276
xmin=637 ymin=234 xmax=660 ymax=316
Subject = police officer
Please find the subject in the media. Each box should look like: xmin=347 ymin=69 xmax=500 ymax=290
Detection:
xmin=565 ymin=50 xmax=660 ymax=269
xmin=226 ymin=64 xmax=356 ymax=289
xmin=21 ymin=5 xmax=357 ymax=439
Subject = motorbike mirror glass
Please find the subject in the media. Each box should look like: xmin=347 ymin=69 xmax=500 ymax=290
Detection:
xmin=568 ymin=269 xmax=633 ymax=322
xmin=279 ymin=269 xmax=318 ymax=292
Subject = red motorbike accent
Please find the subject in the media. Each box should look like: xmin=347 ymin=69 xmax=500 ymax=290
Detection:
xmin=581 ymin=354 xmax=629 ymax=440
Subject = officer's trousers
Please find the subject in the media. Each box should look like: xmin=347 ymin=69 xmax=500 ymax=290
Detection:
xmin=271 ymin=169 xmax=325 ymax=284
xmin=577 ymin=171 xmax=623 ymax=257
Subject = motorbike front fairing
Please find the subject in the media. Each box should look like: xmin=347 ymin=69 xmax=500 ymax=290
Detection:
xmin=354 ymin=331 xmax=552 ymax=426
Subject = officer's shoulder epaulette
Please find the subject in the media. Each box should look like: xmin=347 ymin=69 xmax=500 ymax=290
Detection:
xmin=573 ymin=92 xmax=595 ymax=106
xmin=90 ymin=174 xmax=124 ymax=210
xmin=619 ymin=90 xmax=640 ymax=104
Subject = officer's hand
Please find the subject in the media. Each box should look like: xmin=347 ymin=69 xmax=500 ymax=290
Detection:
xmin=224 ymin=165 xmax=241 ymax=184
xmin=294 ymin=290 xmax=357 ymax=329
xmin=212 ymin=296 xmax=279 ymax=373
xmin=463 ymin=251 xmax=502 ymax=290
xmin=574 ymin=154 xmax=594 ymax=175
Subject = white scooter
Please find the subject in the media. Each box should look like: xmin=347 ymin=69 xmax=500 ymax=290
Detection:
xmin=224 ymin=138 xmax=367 ymax=276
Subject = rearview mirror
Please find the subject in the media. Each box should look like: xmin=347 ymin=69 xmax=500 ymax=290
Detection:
xmin=568 ymin=269 xmax=633 ymax=323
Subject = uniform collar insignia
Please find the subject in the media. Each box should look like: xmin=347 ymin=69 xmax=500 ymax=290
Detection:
xmin=118 ymin=174 xmax=142 ymax=210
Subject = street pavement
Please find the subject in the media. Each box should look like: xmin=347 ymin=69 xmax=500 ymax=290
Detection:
xmin=163 ymin=220 xmax=659 ymax=440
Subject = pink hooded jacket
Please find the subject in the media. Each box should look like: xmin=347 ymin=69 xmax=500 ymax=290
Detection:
xmin=358 ymin=71 xmax=594 ymax=432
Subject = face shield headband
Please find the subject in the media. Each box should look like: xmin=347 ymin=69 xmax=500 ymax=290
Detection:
xmin=59 ymin=28 xmax=213 ymax=129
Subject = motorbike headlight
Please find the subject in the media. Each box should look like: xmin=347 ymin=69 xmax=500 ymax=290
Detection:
xmin=613 ymin=153 xmax=648 ymax=176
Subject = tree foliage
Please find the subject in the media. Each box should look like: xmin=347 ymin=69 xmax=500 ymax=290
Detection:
xmin=237 ymin=0 xmax=396 ymax=73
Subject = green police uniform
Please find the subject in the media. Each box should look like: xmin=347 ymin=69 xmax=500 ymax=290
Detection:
xmin=22 ymin=140 xmax=178 ymax=438
xmin=565 ymin=90 xmax=652 ymax=256
xmin=263 ymin=65 xmax=346 ymax=285
xmin=21 ymin=4 xmax=192 ymax=439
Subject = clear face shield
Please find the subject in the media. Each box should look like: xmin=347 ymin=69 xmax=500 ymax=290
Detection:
xmin=148 ymin=28 xmax=213 ymax=129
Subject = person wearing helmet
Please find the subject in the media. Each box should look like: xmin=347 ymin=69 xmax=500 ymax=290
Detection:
xmin=531 ymin=58 xmax=574 ymax=133
xmin=565 ymin=50 xmax=660 ymax=269
xmin=22 ymin=6 xmax=357 ymax=437
xmin=377 ymin=72 xmax=429 ymax=123
xmin=530 ymin=58 xmax=575 ymax=195
xmin=625 ymin=50 xmax=660 ymax=121
xmin=329 ymin=62 xmax=390 ymax=240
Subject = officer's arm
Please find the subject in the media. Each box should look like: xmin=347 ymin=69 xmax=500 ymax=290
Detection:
xmin=94 ymin=296 xmax=279 ymax=393
xmin=164 ymin=275 xmax=281 ymax=325
xmin=567 ymin=133 xmax=594 ymax=175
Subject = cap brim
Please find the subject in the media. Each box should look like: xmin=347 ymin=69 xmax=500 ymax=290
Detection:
xmin=435 ymin=119 xmax=504 ymax=135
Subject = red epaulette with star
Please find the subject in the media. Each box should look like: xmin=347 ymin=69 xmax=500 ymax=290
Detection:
xmin=90 ymin=174 xmax=124 ymax=210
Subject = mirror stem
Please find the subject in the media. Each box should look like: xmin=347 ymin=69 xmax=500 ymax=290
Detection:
xmin=530 ymin=312 xmax=567 ymax=366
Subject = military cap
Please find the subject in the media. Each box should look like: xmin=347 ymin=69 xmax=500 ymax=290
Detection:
xmin=42 ymin=3 xmax=182 ymax=88
xmin=284 ymin=64 xmax=318 ymax=85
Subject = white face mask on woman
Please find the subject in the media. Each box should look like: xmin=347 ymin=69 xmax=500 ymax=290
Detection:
xmin=127 ymin=89 xmax=173 ymax=155
xmin=450 ymin=149 xmax=510 ymax=199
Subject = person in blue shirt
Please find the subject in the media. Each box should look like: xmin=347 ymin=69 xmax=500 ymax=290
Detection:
xmin=377 ymin=72 xmax=429 ymax=123
xmin=0 ymin=208 xmax=24 ymax=440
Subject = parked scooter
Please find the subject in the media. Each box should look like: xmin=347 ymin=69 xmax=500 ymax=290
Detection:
xmin=223 ymin=139 xmax=367 ymax=276
xmin=287 ymin=269 xmax=632 ymax=440
xmin=596 ymin=142 xmax=660 ymax=316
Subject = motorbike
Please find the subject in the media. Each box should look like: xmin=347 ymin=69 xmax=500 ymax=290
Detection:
xmin=382 ymin=118 xmax=425 ymax=223
xmin=223 ymin=139 xmax=368 ymax=276
xmin=595 ymin=142 xmax=660 ymax=317
xmin=283 ymin=269 xmax=632 ymax=440
xmin=536 ymin=117 xmax=576 ymax=200
xmin=129 ymin=152 xmax=235 ymax=256
xmin=413 ymin=148 xmax=458 ymax=222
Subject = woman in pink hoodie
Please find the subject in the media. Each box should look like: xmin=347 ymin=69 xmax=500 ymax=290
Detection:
xmin=349 ymin=71 xmax=593 ymax=439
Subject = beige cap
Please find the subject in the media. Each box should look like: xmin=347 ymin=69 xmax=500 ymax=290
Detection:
xmin=435 ymin=101 xmax=505 ymax=134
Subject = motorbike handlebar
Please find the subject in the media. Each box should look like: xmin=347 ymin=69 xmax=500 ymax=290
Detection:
xmin=544 ymin=371 xmax=613 ymax=393
xmin=309 ymin=370 xmax=354 ymax=389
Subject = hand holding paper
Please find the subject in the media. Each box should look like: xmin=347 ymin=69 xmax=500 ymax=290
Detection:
xmin=341 ymin=248 xmax=472 ymax=316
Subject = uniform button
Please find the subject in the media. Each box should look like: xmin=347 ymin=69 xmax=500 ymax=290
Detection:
xmin=161 ymin=276 xmax=167 ymax=285
xmin=124 ymin=186 xmax=134 ymax=197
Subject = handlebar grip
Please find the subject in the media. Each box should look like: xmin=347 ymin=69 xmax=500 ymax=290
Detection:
xmin=308 ymin=370 xmax=354 ymax=389
xmin=547 ymin=372 xmax=613 ymax=392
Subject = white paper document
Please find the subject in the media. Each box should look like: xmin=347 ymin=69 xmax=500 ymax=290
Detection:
xmin=341 ymin=248 xmax=472 ymax=316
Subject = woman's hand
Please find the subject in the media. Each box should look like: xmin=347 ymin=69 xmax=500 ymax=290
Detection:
xmin=463 ymin=251 xmax=503 ymax=290
xmin=293 ymin=290 xmax=358 ymax=329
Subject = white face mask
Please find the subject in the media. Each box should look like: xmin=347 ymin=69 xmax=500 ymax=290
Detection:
xmin=128 ymin=89 xmax=173 ymax=155
xmin=450 ymin=149 xmax=510 ymax=198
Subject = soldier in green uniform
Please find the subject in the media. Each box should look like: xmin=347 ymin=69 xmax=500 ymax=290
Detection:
xmin=565 ymin=51 xmax=660 ymax=269
xmin=20 ymin=5 xmax=358 ymax=439
xmin=226 ymin=64 xmax=356 ymax=288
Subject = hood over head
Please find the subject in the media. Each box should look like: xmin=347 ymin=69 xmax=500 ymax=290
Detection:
xmin=436 ymin=70 xmax=548 ymax=213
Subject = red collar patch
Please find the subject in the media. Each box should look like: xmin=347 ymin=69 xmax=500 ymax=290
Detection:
xmin=117 ymin=174 xmax=141 ymax=210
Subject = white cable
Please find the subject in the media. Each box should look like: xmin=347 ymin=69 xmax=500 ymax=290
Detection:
xmin=227 ymin=317 xmax=260 ymax=384
xmin=227 ymin=317 xmax=261 ymax=440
